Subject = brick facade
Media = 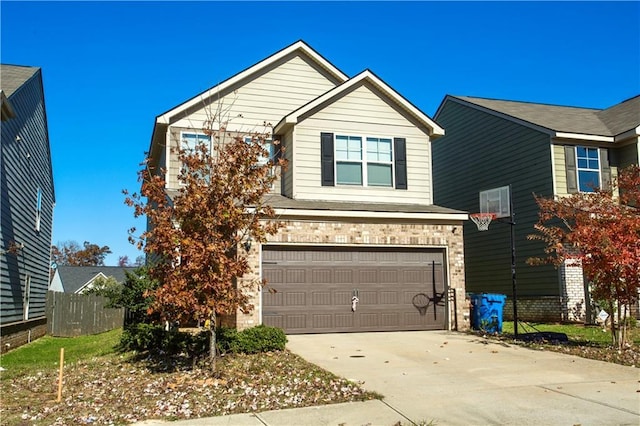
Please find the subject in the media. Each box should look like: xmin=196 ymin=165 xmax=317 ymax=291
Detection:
xmin=503 ymin=297 xmax=562 ymax=323
xmin=234 ymin=218 xmax=468 ymax=332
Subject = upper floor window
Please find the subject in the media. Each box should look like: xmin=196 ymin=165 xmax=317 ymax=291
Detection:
xmin=321 ymin=132 xmax=407 ymax=190
xmin=181 ymin=132 xmax=211 ymax=155
xmin=335 ymin=134 xmax=393 ymax=187
xmin=180 ymin=132 xmax=212 ymax=183
xmin=564 ymin=145 xmax=610 ymax=194
xmin=244 ymin=136 xmax=274 ymax=166
xmin=576 ymin=147 xmax=600 ymax=192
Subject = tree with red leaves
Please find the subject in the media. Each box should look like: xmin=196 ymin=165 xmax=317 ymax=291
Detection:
xmin=528 ymin=165 xmax=640 ymax=348
xmin=125 ymin=123 xmax=285 ymax=364
xmin=51 ymin=240 xmax=112 ymax=266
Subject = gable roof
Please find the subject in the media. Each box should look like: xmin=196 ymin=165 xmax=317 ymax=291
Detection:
xmin=155 ymin=40 xmax=349 ymax=125
xmin=275 ymin=69 xmax=444 ymax=137
xmin=1 ymin=64 xmax=40 ymax=98
xmin=54 ymin=266 xmax=136 ymax=293
xmin=440 ymin=95 xmax=640 ymax=142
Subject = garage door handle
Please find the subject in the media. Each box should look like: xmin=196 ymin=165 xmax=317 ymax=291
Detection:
xmin=262 ymin=261 xmax=278 ymax=265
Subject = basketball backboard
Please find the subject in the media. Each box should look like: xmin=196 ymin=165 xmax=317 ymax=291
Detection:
xmin=479 ymin=185 xmax=511 ymax=219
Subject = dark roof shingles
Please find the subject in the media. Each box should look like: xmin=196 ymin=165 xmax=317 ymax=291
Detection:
xmin=455 ymin=95 xmax=639 ymax=137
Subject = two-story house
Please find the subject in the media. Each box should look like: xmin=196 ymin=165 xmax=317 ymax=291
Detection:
xmin=432 ymin=95 xmax=639 ymax=323
xmin=1 ymin=65 xmax=55 ymax=352
xmin=148 ymin=41 xmax=468 ymax=334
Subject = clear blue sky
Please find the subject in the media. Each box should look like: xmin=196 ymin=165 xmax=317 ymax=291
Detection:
xmin=2 ymin=1 xmax=638 ymax=266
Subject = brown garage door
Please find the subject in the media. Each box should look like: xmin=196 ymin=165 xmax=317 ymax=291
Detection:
xmin=262 ymin=246 xmax=447 ymax=333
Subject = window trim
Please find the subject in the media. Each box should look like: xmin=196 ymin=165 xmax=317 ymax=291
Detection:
xmin=575 ymin=146 xmax=601 ymax=192
xmin=334 ymin=133 xmax=394 ymax=188
xmin=179 ymin=131 xmax=212 ymax=185
xmin=180 ymin=131 xmax=212 ymax=154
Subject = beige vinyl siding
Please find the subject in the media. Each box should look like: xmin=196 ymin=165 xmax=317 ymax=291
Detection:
xmin=171 ymin=54 xmax=339 ymax=131
xmin=552 ymin=144 xmax=568 ymax=195
xmin=165 ymin=54 xmax=339 ymax=189
xmin=553 ymin=142 xmax=633 ymax=197
xmin=291 ymin=84 xmax=432 ymax=204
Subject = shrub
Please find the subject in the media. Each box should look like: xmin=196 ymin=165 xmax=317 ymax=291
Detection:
xmin=228 ymin=325 xmax=287 ymax=354
xmin=119 ymin=324 xmax=286 ymax=357
xmin=118 ymin=323 xmax=207 ymax=357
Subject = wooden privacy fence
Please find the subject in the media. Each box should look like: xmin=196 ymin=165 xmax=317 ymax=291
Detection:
xmin=46 ymin=291 xmax=124 ymax=337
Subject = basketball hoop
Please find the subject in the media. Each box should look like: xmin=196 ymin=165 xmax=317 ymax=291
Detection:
xmin=470 ymin=213 xmax=496 ymax=231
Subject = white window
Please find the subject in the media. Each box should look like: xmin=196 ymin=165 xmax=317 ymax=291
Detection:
xmin=576 ymin=146 xmax=600 ymax=192
xmin=244 ymin=136 xmax=274 ymax=166
xmin=335 ymin=135 xmax=393 ymax=187
xmin=35 ymin=187 xmax=42 ymax=232
xmin=180 ymin=132 xmax=212 ymax=184
xmin=181 ymin=132 xmax=211 ymax=155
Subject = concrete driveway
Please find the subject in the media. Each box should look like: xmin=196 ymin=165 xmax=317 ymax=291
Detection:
xmin=287 ymin=331 xmax=640 ymax=425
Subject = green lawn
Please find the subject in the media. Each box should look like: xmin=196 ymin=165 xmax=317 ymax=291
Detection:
xmin=0 ymin=328 xmax=122 ymax=378
xmin=501 ymin=321 xmax=640 ymax=345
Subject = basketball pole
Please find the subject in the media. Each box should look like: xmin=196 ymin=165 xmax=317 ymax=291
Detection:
xmin=509 ymin=184 xmax=518 ymax=339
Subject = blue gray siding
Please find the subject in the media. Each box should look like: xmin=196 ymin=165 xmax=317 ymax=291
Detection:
xmin=433 ymin=100 xmax=558 ymax=297
xmin=1 ymin=68 xmax=55 ymax=324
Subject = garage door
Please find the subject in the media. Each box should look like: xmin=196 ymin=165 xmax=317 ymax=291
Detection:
xmin=262 ymin=246 xmax=447 ymax=333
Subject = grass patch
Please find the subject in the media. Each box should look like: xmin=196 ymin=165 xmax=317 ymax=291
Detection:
xmin=479 ymin=321 xmax=640 ymax=367
xmin=0 ymin=328 xmax=378 ymax=425
xmin=501 ymin=321 xmax=640 ymax=346
xmin=0 ymin=328 xmax=122 ymax=379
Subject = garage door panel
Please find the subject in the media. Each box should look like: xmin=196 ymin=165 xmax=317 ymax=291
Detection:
xmin=286 ymin=292 xmax=306 ymax=306
xmin=311 ymin=291 xmax=331 ymax=305
xmin=379 ymin=291 xmax=398 ymax=304
xmin=335 ymin=313 xmax=354 ymax=328
xmin=334 ymin=270 xmax=353 ymax=283
xmin=262 ymin=247 xmax=447 ymax=333
xmin=311 ymin=269 xmax=333 ymax=284
xmin=333 ymin=290 xmax=351 ymax=305
xmin=312 ymin=314 xmax=333 ymax=329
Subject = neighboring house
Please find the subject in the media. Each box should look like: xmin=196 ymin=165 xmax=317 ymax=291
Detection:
xmin=432 ymin=95 xmax=639 ymax=323
xmin=49 ymin=266 xmax=135 ymax=294
xmin=148 ymin=40 xmax=468 ymax=334
xmin=0 ymin=64 xmax=55 ymax=352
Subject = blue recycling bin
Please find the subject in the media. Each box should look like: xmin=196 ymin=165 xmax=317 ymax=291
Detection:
xmin=470 ymin=293 xmax=507 ymax=333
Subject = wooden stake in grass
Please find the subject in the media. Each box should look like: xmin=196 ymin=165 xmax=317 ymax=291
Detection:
xmin=57 ymin=348 xmax=64 ymax=402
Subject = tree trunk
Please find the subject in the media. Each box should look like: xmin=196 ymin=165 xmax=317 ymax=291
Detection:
xmin=209 ymin=311 xmax=217 ymax=371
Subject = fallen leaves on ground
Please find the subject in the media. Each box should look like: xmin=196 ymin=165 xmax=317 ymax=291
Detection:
xmin=1 ymin=351 xmax=377 ymax=425
xmin=475 ymin=332 xmax=640 ymax=367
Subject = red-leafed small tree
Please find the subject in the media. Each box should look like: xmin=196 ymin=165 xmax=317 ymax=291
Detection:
xmin=124 ymin=120 xmax=285 ymax=365
xmin=528 ymin=165 xmax=640 ymax=348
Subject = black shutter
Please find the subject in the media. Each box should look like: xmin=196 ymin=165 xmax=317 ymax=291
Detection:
xmin=564 ymin=145 xmax=578 ymax=194
xmin=600 ymin=148 xmax=611 ymax=191
xmin=321 ymin=132 xmax=334 ymax=186
xmin=394 ymin=137 xmax=407 ymax=190
xmin=272 ymin=135 xmax=282 ymax=161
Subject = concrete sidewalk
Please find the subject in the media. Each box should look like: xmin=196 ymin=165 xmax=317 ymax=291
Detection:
xmin=137 ymin=399 xmax=405 ymax=425
xmin=138 ymin=331 xmax=639 ymax=425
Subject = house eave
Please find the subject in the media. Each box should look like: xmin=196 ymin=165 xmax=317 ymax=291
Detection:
xmin=270 ymin=208 xmax=468 ymax=221
xmin=275 ymin=70 xmax=444 ymax=137
xmin=614 ymin=126 xmax=640 ymax=142
xmin=553 ymin=132 xmax=615 ymax=143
